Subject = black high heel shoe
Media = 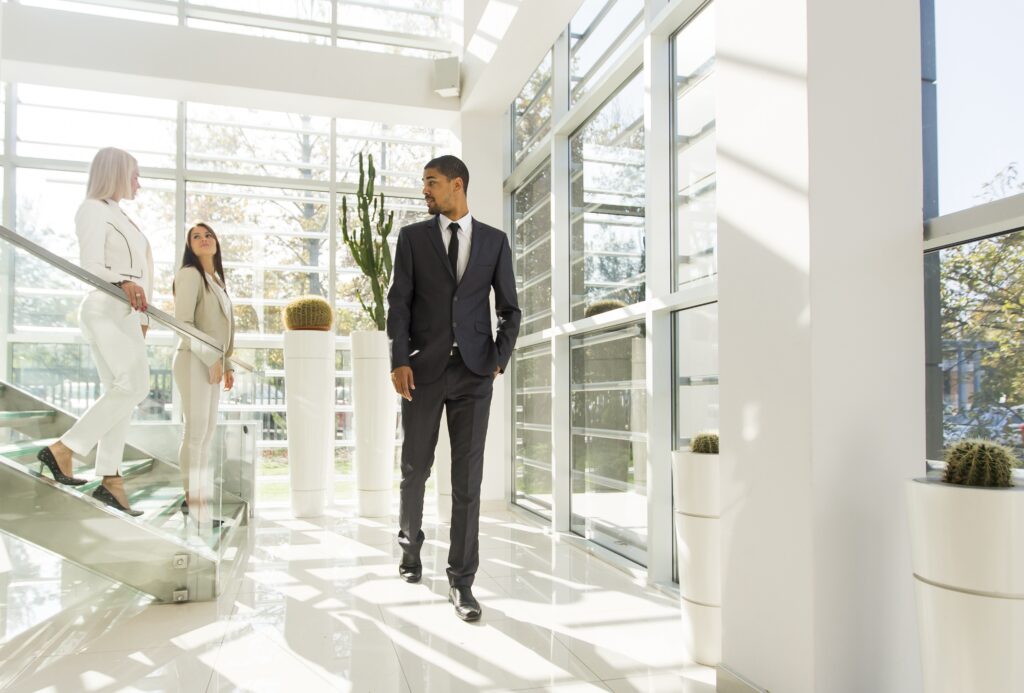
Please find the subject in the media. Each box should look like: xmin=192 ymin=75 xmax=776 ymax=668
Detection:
xmin=93 ymin=485 xmax=144 ymax=517
xmin=36 ymin=447 xmax=87 ymax=486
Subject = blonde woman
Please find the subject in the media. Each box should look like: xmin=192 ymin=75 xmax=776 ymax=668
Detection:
xmin=37 ymin=147 xmax=153 ymax=516
xmin=173 ymin=223 xmax=234 ymax=525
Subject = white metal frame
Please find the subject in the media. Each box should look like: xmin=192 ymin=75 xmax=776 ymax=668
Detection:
xmin=15 ymin=0 xmax=458 ymax=56
xmin=0 ymin=79 xmax=447 ymax=479
xmin=505 ymin=0 xmax=717 ymax=585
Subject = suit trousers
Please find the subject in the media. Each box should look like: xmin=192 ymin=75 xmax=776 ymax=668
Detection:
xmin=61 ymin=292 xmax=150 ymax=477
xmin=172 ymin=350 xmax=220 ymax=497
xmin=398 ymin=349 xmax=493 ymax=587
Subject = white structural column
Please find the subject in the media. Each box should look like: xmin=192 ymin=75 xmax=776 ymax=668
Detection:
xmin=716 ymin=0 xmax=924 ymax=691
xmin=456 ymin=110 xmax=508 ymax=507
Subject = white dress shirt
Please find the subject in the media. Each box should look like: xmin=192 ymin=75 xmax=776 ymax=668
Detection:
xmin=439 ymin=211 xmax=472 ymax=283
xmin=439 ymin=211 xmax=471 ymax=348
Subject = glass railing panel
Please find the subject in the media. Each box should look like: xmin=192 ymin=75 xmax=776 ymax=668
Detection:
xmin=0 ymin=225 xmax=252 ymax=600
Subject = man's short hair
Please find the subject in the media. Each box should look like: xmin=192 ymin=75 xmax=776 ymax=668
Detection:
xmin=424 ymin=155 xmax=470 ymax=193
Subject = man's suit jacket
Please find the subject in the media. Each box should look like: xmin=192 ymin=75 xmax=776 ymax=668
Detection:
xmin=387 ymin=215 xmax=521 ymax=384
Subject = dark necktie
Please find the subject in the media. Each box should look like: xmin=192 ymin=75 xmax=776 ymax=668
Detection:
xmin=447 ymin=222 xmax=460 ymax=279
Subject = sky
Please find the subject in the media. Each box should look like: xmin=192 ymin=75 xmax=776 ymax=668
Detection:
xmin=935 ymin=0 xmax=1024 ymax=216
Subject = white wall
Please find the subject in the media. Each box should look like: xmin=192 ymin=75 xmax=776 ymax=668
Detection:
xmin=460 ymin=110 xmax=509 ymax=504
xmin=717 ymin=0 xmax=924 ymax=690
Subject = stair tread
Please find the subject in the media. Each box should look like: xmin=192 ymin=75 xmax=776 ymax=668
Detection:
xmin=0 ymin=410 xmax=54 ymax=420
xmin=0 ymin=449 xmax=246 ymax=550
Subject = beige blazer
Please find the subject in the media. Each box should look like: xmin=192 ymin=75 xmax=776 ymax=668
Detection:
xmin=173 ymin=267 xmax=234 ymax=368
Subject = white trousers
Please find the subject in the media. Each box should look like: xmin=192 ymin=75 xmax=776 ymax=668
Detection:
xmin=172 ymin=350 xmax=220 ymax=496
xmin=61 ymin=292 xmax=150 ymax=477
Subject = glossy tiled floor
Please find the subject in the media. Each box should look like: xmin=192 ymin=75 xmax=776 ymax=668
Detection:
xmin=0 ymin=506 xmax=715 ymax=692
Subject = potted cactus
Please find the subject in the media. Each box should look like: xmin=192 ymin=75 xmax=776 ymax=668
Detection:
xmin=671 ymin=431 xmax=720 ymax=666
xmin=284 ymin=296 xmax=334 ymax=331
xmin=907 ymin=439 xmax=1024 ymax=693
xmin=341 ymin=153 xmax=396 ymax=518
xmin=282 ymin=295 xmax=335 ymax=517
xmin=584 ymin=298 xmax=626 ymax=318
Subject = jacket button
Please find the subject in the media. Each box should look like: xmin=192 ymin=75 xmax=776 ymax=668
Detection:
xmin=452 ymin=322 xmax=457 ymax=328
xmin=453 ymin=296 xmax=458 ymax=302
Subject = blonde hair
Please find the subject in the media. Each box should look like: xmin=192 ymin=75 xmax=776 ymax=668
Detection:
xmin=86 ymin=147 xmax=138 ymax=201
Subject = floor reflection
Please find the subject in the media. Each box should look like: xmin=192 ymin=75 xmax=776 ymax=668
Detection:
xmin=0 ymin=506 xmax=714 ymax=692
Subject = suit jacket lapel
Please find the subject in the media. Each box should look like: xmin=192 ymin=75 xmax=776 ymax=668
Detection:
xmin=460 ymin=219 xmax=485 ymax=286
xmin=428 ymin=215 xmax=456 ymax=281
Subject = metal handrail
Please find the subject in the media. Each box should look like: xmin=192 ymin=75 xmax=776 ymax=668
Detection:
xmin=0 ymin=224 xmax=253 ymax=373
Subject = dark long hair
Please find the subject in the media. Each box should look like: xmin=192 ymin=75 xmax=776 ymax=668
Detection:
xmin=174 ymin=222 xmax=226 ymax=295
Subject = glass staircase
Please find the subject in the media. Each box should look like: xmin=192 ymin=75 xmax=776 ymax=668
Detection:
xmin=0 ymin=224 xmax=255 ymax=603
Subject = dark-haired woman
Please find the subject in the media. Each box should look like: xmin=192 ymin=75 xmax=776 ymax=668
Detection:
xmin=173 ymin=222 xmax=234 ymax=525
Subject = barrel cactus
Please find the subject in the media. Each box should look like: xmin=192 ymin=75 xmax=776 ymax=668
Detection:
xmin=284 ymin=295 xmax=334 ymax=331
xmin=943 ymin=439 xmax=1016 ymax=488
xmin=584 ymin=299 xmax=626 ymax=318
xmin=691 ymin=431 xmax=719 ymax=454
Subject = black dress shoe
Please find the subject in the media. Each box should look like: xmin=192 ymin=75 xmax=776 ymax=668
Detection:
xmin=399 ymin=560 xmax=422 ymax=583
xmin=448 ymin=585 xmax=481 ymax=622
xmin=93 ymin=485 xmax=144 ymax=517
xmin=36 ymin=447 xmax=87 ymax=486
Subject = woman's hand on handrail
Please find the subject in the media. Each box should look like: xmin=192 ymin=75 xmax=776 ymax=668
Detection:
xmin=119 ymin=280 xmax=148 ymax=312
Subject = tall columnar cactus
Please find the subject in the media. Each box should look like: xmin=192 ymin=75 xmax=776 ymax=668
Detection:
xmin=284 ymin=295 xmax=334 ymax=331
xmin=944 ymin=439 xmax=1016 ymax=487
xmin=691 ymin=431 xmax=719 ymax=454
xmin=341 ymin=153 xmax=395 ymax=331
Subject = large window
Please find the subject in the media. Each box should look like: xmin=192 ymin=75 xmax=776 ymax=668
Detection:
xmin=926 ymin=230 xmax=1024 ymax=460
xmin=570 ymin=322 xmax=647 ymax=564
xmin=20 ymin=0 xmax=455 ymax=58
xmin=569 ymin=72 xmax=646 ymax=322
xmin=513 ymin=343 xmax=552 ymax=519
xmin=931 ymin=0 xmax=1024 ymax=216
xmin=512 ymin=163 xmax=552 ymax=337
xmin=673 ymin=304 xmax=719 ymax=449
xmin=506 ymin=5 xmax=720 ymax=574
xmin=672 ymin=5 xmax=717 ymax=288
xmin=569 ymin=0 xmax=644 ymax=105
xmin=2 ymin=82 xmax=453 ymax=505
xmin=17 ymin=84 xmax=176 ymax=167
xmin=512 ymin=51 xmax=553 ymax=165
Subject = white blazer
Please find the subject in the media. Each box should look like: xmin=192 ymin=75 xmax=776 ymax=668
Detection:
xmin=75 ymin=198 xmax=154 ymax=325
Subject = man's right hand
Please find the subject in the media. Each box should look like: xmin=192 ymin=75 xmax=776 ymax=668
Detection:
xmin=391 ymin=366 xmax=415 ymax=401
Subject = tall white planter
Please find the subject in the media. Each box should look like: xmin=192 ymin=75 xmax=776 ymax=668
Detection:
xmin=352 ymin=331 xmax=397 ymax=518
xmin=284 ymin=330 xmax=335 ymax=518
xmin=672 ymin=449 xmax=721 ymax=666
xmin=907 ymin=478 xmax=1024 ymax=693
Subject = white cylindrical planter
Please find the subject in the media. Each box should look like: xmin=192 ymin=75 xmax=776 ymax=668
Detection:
xmin=352 ymin=331 xmax=397 ymax=518
xmin=907 ymin=478 xmax=1024 ymax=693
xmin=672 ymin=449 xmax=721 ymax=666
xmin=284 ymin=330 xmax=335 ymax=518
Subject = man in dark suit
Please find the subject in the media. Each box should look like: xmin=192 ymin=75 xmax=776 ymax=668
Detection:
xmin=386 ymin=155 xmax=521 ymax=621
